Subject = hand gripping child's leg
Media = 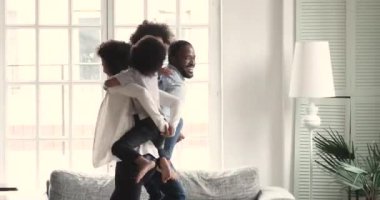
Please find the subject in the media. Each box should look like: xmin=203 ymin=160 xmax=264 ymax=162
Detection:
xmin=135 ymin=155 xmax=156 ymax=183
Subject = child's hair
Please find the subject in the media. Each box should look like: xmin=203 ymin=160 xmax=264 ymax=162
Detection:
xmin=130 ymin=36 xmax=167 ymax=76
xmin=168 ymin=40 xmax=193 ymax=64
xmin=97 ymin=40 xmax=131 ymax=75
xmin=130 ymin=20 xmax=174 ymax=46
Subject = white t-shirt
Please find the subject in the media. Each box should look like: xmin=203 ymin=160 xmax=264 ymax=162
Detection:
xmin=111 ymin=68 xmax=181 ymax=158
xmin=115 ymin=68 xmax=160 ymax=121
xmin=93 ymin=83 xmax=165 ymax=167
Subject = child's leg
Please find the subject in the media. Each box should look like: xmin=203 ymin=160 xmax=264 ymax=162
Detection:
xmin=151 ymin=136 xmax=177 ymax=183
xmin=152 ymin=134 xmax=170 ymax=159
xmin=111 ymin=117 xmax=161 ymax=183
xmin=112 ymin=121 xmax=156 ymax=161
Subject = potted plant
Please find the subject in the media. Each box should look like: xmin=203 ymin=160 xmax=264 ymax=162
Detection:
xmin=313 ymin=129 xmax=380 ymax=200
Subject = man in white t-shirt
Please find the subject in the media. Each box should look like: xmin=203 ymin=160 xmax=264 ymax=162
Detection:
xmin=159 ymin=40 xmax=195 ymax=158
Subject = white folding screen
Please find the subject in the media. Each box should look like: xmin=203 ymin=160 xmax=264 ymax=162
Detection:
xmin=295 ymin=0 xmax=380 ymax=199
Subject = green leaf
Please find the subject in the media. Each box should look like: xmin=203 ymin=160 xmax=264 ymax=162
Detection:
xmin=313 ymin=129 xmax=380 ymax=195
xmin=341 ymin=163 xmax=367 ymax=174
xmin=313 ymin=128 xmax=355 ymax=161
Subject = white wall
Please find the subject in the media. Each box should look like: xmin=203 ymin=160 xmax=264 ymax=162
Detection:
xmin=220 ymin=0 xmax=295 ymax=189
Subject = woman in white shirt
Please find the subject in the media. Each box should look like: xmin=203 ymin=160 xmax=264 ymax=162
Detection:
xmin=94 ymin=37 xmax=184 ymax=200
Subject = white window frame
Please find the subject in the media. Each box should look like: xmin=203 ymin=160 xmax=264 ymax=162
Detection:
xmin=208 ymin=0 xmax=222 ymax=169
xmin=0 ymin=0 xmax=107 ymax=188
xmin=0 ymin=0 xmax=222 ymax=190
xmin=0 ymin=0 xmax=6 ymax=183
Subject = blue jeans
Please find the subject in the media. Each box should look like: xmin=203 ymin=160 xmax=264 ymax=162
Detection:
xmin=144 ymin=170 xmax=186 ymax=200
xmin=144 ymin=119 xmax=184 ymax=199
xmin=164 ymin=118 xmax=183 ymax=159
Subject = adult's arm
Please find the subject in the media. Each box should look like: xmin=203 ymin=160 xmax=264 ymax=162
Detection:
xmin=159 ymin=90 xmax=181 ymax=133
xmin=104 ymin=69 xmax=128 ymax=88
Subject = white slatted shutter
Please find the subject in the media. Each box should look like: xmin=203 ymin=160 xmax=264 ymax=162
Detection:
xmin=296 ymin=0 xmax=380 ymax=199
xmin=353 ymin=0 xmax=380 ymax=95
xmin=294 ymin=98 xmax=350 ymax=200
xmin=296 ymin=0 xmax=348 ymax=96
xmin=351 ymin=97 xmax=380 ymax=157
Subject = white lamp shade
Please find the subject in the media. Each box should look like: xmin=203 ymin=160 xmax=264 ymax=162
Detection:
xmin=289 ymin=41 xmax=335 ymax=98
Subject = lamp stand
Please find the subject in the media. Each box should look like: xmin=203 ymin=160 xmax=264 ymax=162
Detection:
xmin=303 ymin=100 xmax=321 ymax=200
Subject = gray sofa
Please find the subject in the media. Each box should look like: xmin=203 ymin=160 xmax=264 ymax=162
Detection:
xmin=48 ymin=167 xmax=295 ymax=200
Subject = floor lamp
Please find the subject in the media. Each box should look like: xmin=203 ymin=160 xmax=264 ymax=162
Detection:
xmin=289 ymin=41 xmax=335 ymax=199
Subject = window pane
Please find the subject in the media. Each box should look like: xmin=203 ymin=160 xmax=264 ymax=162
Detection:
xmin=6 ymin=29 xmax=36 ymax=82
xmin=39 ymin=85 xmax=69 ymax=138
xmin=173 ymin=138 xmax=210 ymax=170
xmin=39 ymin=64 xmax=69 ymax=81
xmin=6 ymin=140 xmax=37 ymax=193
xmin=147 ymin=0 xmax=176 ymax=25
xmin=72 ymin=28 xmax=101 ymax=81
xmin=189 ymin=63 xmax=208 ymax=82
xmin=172 ymin=70 xmax=210 ymax=172
xmin=6 ymin=85 xmax=36 ymax=138
xmin=72 ymin=64 xmax=101 ymax=81
xmin=39 ymin=140 xmax=69 ymax=190
xmin=115 ymin=0 xmax=144 ymax=25
xmin=39 ymin=0 xmax=68 ymax=24
xmin=6 ymin=65 xmax=36 ymax=83
xmin=6 ymin=0 xmax=35 ymax=24
xmin=182 ymin=82 xmax=208 ymax=136
xmin=72 ymin=139 xmax=107 ymax=173
xmin=115 ymin=27 xmax=136 ymax=42
xmin=39 ymin=29 xmax=69 ymax=65
xmin=181 ymin=0 xmax=208 ymax=24
xmin=72 ymin=85 xmax=103 ymax=138
xmin=181 ymin=28 xmax=208 ymax=63
xmin=72 ymin=0 xmax=101 ymax=25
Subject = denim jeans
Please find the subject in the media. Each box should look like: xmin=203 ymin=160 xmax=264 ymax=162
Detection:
xmin=164 ymin=118 xmax=183 ymax=159
xmin=144 ymin=119 xmax=184 ymax=199
xmin=111 ymin=116 xmax=170 ymax=162
xmin=144 ymin=169 xmax=186 ymax=200
xmin=110 ymin=156 xmax=185 ymax=200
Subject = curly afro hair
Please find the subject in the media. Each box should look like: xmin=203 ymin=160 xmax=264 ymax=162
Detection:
xmin=130 ymin=20 xmax=174 ymax=45
xmin=130 ymin=35 xmax=167 ymax=76
xmin=97 ymin=40 xmax=131 ymax=76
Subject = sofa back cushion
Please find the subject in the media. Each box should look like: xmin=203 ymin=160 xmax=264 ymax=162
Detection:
xmin=179 ymin=167 xmax=260 ymax=200
xmin=49 ymin=170 xmax=116 ymax=200
xmin=48 ymin=167 xmax=260 ymax=200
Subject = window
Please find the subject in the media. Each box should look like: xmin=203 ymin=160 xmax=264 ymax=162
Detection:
xmin=0 ymin=0 xmax=218 ymax=197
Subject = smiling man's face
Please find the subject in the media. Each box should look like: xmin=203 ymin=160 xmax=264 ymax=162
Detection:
xmin=172 ymin=44 xmax=196 ymax=78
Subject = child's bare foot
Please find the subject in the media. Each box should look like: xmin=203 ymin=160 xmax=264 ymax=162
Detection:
xmin=135 ymin=157 xmax=156 ymax=183
xmin=159 ymin=158 xmax=177 ymax=183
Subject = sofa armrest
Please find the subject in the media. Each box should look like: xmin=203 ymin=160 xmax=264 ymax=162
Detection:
xmin=258 ymin=186 xmax=295 ymax=200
